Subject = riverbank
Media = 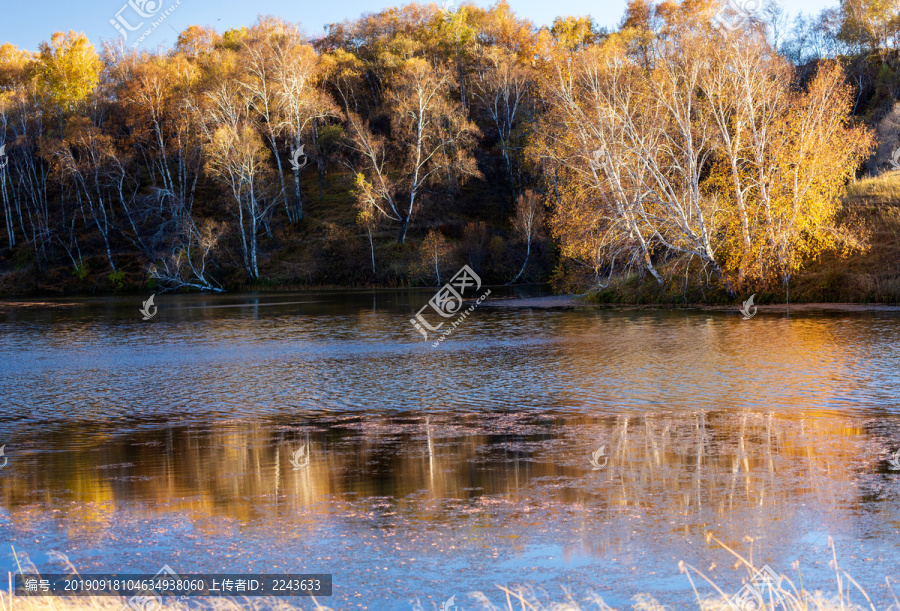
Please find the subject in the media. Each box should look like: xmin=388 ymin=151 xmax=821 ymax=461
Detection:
xmin=2 ymin=292 xmax=899 ymax=313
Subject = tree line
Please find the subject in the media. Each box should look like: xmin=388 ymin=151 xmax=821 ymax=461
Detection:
xmin=0 ymin=0 xmax=890 ymax=294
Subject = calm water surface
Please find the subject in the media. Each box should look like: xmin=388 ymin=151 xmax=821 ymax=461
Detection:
xmin=1 ymin=289 xmax=899 ymax=609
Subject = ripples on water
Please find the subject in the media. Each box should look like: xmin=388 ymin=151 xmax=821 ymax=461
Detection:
xmin=0 ymin=290 xmax=899 ymax=609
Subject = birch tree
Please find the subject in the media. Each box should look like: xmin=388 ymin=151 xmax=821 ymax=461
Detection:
xmin=274 ymin=41 xmax=336 ymax=221
xmin=509 ymin=189 xmax=544 ymax=283
xmin=472 ymin=47 xmax=533 ymax=209
xmin=347 ymin=58 xmax=479 ymax=244
xmin=532 ymin=25 xmax=871 ymax=294
xmin=149 ymin=218 xmax=225 ymax=292
xmin=240 ymin=19 xmax=297 ymax=221
xmin=200 ymin=83 xmax=278 ymax=279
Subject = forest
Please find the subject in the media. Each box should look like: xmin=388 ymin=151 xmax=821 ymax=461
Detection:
xmin=1 ymin=0 xmax=899 ymax=299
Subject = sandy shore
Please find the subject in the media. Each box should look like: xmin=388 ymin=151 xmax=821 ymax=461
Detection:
xmin=480 ymin=295 xmax=583 ymax=308
xmin=482 ymin=295 xmax=900 ymax=311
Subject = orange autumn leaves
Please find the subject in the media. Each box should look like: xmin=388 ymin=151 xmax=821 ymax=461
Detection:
xmin=531 ymin=25 xmax=873 ymax=293
xmin=0 ymin=3 xmax=876 ymax=293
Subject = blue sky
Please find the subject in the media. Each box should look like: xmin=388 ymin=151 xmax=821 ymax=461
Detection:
xmin=3 ymin=0 xmax=836 ymax=52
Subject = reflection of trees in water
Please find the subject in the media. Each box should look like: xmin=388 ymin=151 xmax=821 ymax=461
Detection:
xmin=0 ymin=411 xmax=871 ymax=545
xmin=587 ymin=411 xmax=862 ymax=513
xmin=560 ymin=410 xmax=871 ymax=564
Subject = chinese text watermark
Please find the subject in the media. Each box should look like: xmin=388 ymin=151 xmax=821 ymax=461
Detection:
xmin=410 ymin=265 xmax=490 ymax=347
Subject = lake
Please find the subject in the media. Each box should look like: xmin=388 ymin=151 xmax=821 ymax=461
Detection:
xmin=1 ymin=289 xmax=899 ymax=610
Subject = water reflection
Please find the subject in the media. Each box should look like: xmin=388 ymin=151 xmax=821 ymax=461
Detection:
xmin=0 ymin=291 xmax=899 ymax=608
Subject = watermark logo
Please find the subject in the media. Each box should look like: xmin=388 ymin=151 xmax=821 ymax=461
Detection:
xmin=739 ymin=294 xmax=757 ymax=320
xmin=125 ymin=593 xmax=161 ymax=611
xmin=410 ymin=265 xmax=491 ymax=346
xmin=728 ymin=565 xmax=784 ymax=611
xmin=888 ymin=448 xmax=900 ymax=471
xmin=122 ymin=564 xmax=180 ymax=611
xmin=0 ymin=144 xmax=8 ymax=170
xmin=289 ymin=444 xmax=310 ymax=470
xmin=891 ymin=148 xmax=900 ymax=171
xmin=440 ymin=0 xmax=455 ymax=13
xmin=712 ymin=0 xmax=762 ymax=32
xmin=440 ymin=595 xmax=457 ymax=611
xmin=139 ymin=295 xmax=157 ymax=320
xmin=290 ymin=145 xmax=308 ymax=171
xmin=588 ymin=445 xmax=607 ymax=470
xmin=110 ymin=0 xmax=184 ymax=48
xmin=0 ymin=445 xmax=7 ymax=469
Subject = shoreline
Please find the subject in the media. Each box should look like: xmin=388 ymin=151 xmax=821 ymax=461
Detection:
xmin=1 ymin=291 xmax=899 ymax=312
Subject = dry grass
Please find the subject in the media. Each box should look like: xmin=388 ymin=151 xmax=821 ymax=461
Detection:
xmin=3 ymin=540 xmax=898 ymax=611
xmin=790 ymin=173 xmax=900 ymax=303
xmin=0 ymin=595 xmax=336 ymax=611
xmin=845 ymin=171 xmax=900 ymax=200
xmin=472 ymin=538 xmax=899 ymax=611
xmin=0 ymin=552 xmax=332 ymax=611
xmin=0 ymin=580 xmax=892 ymax=611
xmin=1 ymin=587 xmax=891 ymax=611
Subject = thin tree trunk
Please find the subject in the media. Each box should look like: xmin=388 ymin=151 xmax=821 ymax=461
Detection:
xmin=398 ymin=216 xmax=410 ymax=245
xmin=292 ymin=165 xmax=303 ymax=221
xmin=433 ymin=248 xmax=441 ymax=285
xmin=509 ymin=239 xmax=531 ymax=284
xmin=0 ymin=170 xmax=13 ymax=248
